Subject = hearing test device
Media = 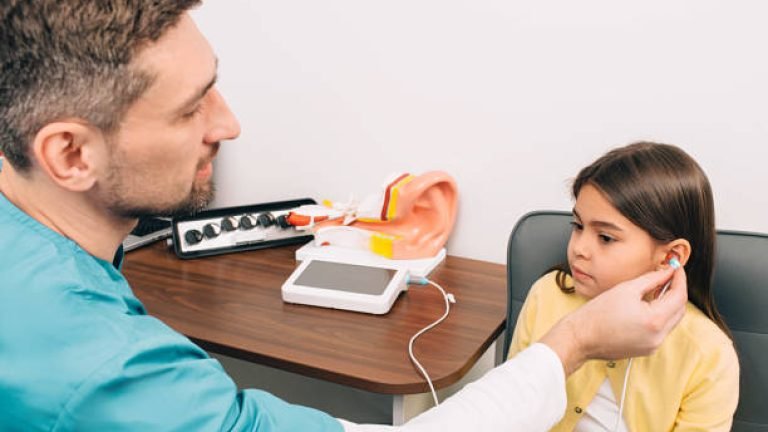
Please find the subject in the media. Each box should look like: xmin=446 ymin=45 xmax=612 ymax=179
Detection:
xmin=281 ymin=258 xmax=408 ymax=314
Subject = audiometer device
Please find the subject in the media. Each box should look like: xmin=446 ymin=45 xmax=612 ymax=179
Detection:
xmin=171 ymin=198 xmax=316 ymax=259
xmin=281 ymin=259 xmax=408 ymax=315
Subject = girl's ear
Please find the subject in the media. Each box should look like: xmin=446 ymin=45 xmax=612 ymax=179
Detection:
xmin=661 ymin=239 xmax=691 ymax=268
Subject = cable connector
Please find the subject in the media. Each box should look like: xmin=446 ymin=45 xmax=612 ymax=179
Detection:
xmin=407 ymin=276 xmax=429 ymax=285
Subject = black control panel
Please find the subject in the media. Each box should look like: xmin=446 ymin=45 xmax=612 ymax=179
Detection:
xmin=171 ymin=198 xmax=316 ymax=259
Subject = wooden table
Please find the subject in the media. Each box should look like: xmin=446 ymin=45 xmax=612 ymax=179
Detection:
xmin=122 ymin=242 xmax=507 ymax=422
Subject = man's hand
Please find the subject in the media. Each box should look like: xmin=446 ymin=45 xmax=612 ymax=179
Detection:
xmin=540 ymin=266 xmax=687 ymax=376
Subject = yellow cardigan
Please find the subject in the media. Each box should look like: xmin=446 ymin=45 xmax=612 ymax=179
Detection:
xmin=508 ymin=271 xmax=739 ymax=432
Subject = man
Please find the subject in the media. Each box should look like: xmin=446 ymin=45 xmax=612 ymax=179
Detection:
xmin=0 ymin=2 xmax=687 ymax=431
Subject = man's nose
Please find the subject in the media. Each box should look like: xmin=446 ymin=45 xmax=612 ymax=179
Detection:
xmin=203 ymin=88 xmax=241 ymax=145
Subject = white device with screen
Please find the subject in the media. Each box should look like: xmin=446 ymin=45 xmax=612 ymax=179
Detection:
xmin=281 ymin=258 xmax=408 ymax=314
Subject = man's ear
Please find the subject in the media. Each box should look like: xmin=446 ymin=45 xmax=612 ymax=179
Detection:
xmin=31 ymin=121 xmax=107 ymax=192
xmin=660 ymin=238 xmax=692 ymax=268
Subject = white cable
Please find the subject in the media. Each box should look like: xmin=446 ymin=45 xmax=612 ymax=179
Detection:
xmin=610 ymin=263 xmax=676 ymax=431
xmin=408 ymin=278 xmax=455 ymax=408
xmin=614 ymin=358 xmax=633 ymax=432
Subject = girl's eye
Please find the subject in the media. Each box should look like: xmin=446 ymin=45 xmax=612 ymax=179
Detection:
xmin=569 ymin=221 xmax=583 ymax=231
xmin=598 ymin=233 xmax=615 ymax=244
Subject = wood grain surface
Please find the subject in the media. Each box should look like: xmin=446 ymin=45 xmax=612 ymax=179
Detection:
xmin=122 ymin=242 xmax=507 ymax=394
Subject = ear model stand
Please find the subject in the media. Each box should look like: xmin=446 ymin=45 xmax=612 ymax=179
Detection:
xmin=171 ymin=198 xmax=316 ymax=259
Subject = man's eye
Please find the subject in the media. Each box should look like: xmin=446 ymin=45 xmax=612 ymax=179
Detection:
xmin=183 ymin=104 xmax=203 ymax=119
xmin=569 ymin=221 xmax=583 ymax=231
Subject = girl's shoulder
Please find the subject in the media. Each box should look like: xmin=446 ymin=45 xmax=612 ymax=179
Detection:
xmin=527 ymin=270 xmax=586 ymax=310
xmin=673 ymin=304 xmax=738 ymax=362
xmin=514 ymin=271 xmax=587 ymax=343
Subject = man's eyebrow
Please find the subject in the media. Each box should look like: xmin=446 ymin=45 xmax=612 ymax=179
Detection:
xmin=176 ymin=59 xmax=219 ymax=113
xmin=572 ymin=208 xmax=623 ymax=231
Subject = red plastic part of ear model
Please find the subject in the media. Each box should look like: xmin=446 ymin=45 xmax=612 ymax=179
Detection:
xmin=286 ymin=213 xmax=329 ymax=227
xmin=380 ymin=173 xmax=411 ymax=221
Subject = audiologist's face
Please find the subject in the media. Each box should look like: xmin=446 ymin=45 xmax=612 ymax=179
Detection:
xmin=97 ymin=14 xmax=240 ymax=218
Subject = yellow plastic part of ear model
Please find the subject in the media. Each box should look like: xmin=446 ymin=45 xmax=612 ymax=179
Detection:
xmin=369 ymin=232 xmax=398 ymax=258
xmin=386 ymin=175 xmax=415 ymax=221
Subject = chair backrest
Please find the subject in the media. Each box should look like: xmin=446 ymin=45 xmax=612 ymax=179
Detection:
xmin=712 ymin=230 xmax=768 ymax=431
xmin=503 ymin=210 xmax=571 ymax=358
xmin=503 ymin=210 xmax=768 ymax=431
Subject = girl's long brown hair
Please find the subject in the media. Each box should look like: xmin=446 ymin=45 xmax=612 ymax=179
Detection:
xmin=556 ymin=142 xmax=731 ymax=338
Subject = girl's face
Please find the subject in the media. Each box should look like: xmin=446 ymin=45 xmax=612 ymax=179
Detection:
xmin=567 ymin=184 xmax=668 ymax=299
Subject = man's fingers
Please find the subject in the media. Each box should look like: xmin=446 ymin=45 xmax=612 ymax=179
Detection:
xmin=629 ymin=266 xmax=676 ymax=297
xmin=656 ymin=267 xmax=687 ymax=304
xmin=652 ymin=268 xmax=688 ymax=330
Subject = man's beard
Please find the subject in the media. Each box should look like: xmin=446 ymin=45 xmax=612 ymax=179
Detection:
xmin=100 ymin=157 xmax=216 ymax=219
xmin=107 ymin=179 xmax=215 ymax=219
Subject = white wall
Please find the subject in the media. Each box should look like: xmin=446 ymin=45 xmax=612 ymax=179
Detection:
xmin=193 ymin=1 xmax=768 ymax=264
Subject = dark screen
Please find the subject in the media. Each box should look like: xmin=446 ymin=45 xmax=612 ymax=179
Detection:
xmin=294 ymin=261 xmax=396 ymax=295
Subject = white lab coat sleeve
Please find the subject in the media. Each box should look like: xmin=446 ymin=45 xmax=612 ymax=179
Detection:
xmin=340 ymin=343 xmax=567 ymax=432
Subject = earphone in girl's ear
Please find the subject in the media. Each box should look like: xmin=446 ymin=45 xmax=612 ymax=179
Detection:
xmin=659 ymin=252 xmax=682 ymax=298
xmin=666 ymin=251 xmax=682 ymax=270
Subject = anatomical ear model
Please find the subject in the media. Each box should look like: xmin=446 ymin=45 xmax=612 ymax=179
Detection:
xmin=287 ymin=171 xmax=458 ymax=259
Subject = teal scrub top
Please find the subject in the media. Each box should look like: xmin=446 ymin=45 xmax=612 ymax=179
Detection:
xmin=0 ymin=189 xmax=343 ymax=432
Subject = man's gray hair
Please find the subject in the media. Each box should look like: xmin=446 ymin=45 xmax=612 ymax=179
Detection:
xmin=0 ymin=0 xmax=201 ymax=171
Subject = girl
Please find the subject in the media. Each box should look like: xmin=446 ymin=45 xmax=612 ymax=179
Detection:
xmin=508 ymin=142 xmax=739 ymax=431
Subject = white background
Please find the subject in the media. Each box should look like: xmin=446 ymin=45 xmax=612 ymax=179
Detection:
xmin=193 ymin=1 xmax=767 ymax=264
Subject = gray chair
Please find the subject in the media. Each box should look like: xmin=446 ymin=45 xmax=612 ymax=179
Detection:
xmin=502 ymin=210 xmax=768 ymax=432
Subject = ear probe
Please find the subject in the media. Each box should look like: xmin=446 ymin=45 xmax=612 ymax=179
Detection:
xmin=659 ymin=256 xmax=682 ymax=297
